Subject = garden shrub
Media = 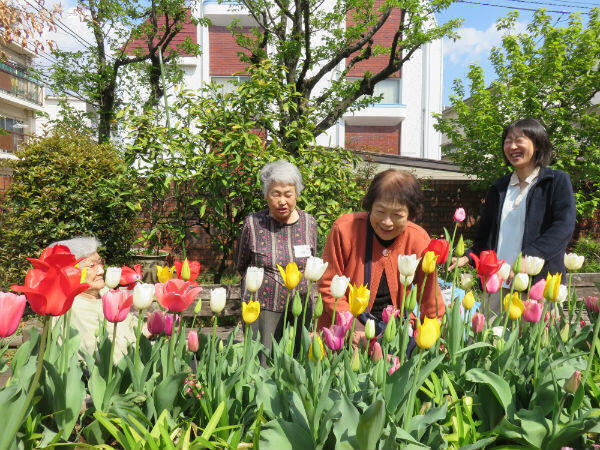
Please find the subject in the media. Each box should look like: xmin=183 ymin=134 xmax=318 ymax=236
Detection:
xmin=0 ymin=128 xmax=142 ymax=288
xmin=571 ymin=235 xmax=600 ymax=273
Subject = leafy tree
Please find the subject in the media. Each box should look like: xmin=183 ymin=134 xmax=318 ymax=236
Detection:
xmin=224 ymin=0 xmax=459 ymax=154
xmin=435 ymin=9 xmax=600 ymax=216
xmin=0 ymin=127 xmax=142 ymax=288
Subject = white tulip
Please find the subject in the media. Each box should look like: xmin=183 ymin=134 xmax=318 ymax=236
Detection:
xmin=564 ymin=253 xmax=584 ymax=271
xmin=400 ymin=274 xmax=414 ymax=286
xmin=461 ymin=273 xmax=473 ymax=290
xmin=304 ymin=256 xmax=329 ymax=282
xmin=330 ymin=275 xmax=350 ymax=299
xmin=557 ymin=284 xmax=568 ymax=303
xmin=104 ymin=266 xmax=122 ymax=289
xmin=513 ymin=273 xmax=529 ymax=292
xmin=397 ymin=254 xmax=421 ymax=277
xmin=523 ymin=255 xmax=545 ymax=276
xmin=245 ymin=266 xmax=264 ymax=293
xmin=210 ymin=287 xmax=227 ymax=314
xmin=133 ymin=283 xmax=155 ymax=310
xmin=492 ymin=326 xmax=504 ymax=338
xmin=497 ymin=263 xmax=511 ymax=281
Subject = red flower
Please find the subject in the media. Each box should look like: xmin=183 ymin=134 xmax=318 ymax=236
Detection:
xmin=120 ymin=264 xmax=142 ymax=289
xmin=471 ymin=250 xmax=505 ymax=277
xmin=423 ymin=239 xmax=450 ymax=265
xmin=155 ymin=278 xmax=203 ymax=313
xmin=27 ymin=244 xmax=81 ymax=271
xmin=0 ymin=292 xmax=27 ymax=337
xmin=174 ymin=259 xmax=201 ymax=284
xmin=12 ymin=267 xmax=89 ymax=316
xmin=102 ymin=289 xmax=133 ymax=323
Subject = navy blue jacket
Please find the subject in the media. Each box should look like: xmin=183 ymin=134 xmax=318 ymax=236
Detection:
xmin=466 ymin=167 xmax=576 ymax=284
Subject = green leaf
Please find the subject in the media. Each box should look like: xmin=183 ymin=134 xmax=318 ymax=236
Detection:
xmin=259 ymin=419 xmax=314 ymax=450
xmin=465 ymin=368 xmax=512 ymax=411
xmin=356 ymin=399 xmax=386 ymax=450
xmin=201 ymin=401 xmax=225 ymax=440
xmin=154 ymin=372 xmax=187 ymax=416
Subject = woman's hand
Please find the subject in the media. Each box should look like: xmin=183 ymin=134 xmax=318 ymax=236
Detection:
xmin=448 ymin=256 xmax=469 ymax=271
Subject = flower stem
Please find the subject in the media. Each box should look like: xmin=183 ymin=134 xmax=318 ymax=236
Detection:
xmin=108 ymin=322 xmax=118 ymax=386
xmin=348 ymin=317 xmax=356 ymax=352
xmin=168 ymin=321 xmax=176 ymax=376
xmin=135 ymin=312 xmax=143 ymax=373
xmin=331 ymin=298 xmax=339 ymax=327
xmin=533 ymin=302 xmax=549 ymax=385
xmin=403 ymin=348 xmax=424 ymax=429
xmin=283 ymin=291 xmax=291 ymax=328
xmin=300 ymin=281 xmax=312 ymax=357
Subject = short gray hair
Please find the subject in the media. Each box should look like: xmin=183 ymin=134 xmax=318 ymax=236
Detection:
xmin=50 ymin=236 xmax=101 ymax=259
xmin=260 ymin=159 xmax=304 ymax=197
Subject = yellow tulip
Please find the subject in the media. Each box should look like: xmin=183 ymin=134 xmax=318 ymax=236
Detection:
xmin=348 ymin=283 xmax=370 ymax=316
xmin=421 ymin=251 xmax=437 ymax=274
xmin=416 ymin=316 xmax=440 ymax=349
xmin=277 ymin=262 xmax=302 ymax=290
xmin=503 ymin=292 xmax=525 ymax=320
xmin=309 ymin=335 xmax=324 ymax=362
xmin=156 ymin=265 xmax=175 ymax=283
xmin=242 ymin=300 xmax=261 ymax=324
xmin=543 ymin=272 xmax=562 ymax=302
xmin=462 ymin=290 xmax=475 ymax=310
xmin=181 ymin=259 xmax=191 ymax=281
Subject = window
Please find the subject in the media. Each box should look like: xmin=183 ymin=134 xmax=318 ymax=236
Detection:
xmin=210 ymin=76 xmax=250 ymax=95
xmin=347 ymin=77 xmax=402 ymax=105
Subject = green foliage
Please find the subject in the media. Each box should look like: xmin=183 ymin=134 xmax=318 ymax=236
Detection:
xmin=571 ymin=235 xmax=600 ymax=273
xmin=0 ymin=128 xmax=142 ymax=288
xmin=434 ymin=9 xmax=600 ymax=216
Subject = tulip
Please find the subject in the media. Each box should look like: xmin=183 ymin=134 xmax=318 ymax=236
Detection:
xmin=557 ymin=284 xmax=568 ymax=303
xmin=564 ymin=370 xmax=581 ymax=394
xmin=194 ymin=299 xmax=203 ymax=314
xmin=348 ymin=283 xmax=369 ymax=316
xmin=156 ymin=265 xmax=175 ymax=283
xmin=560 ymin=323 xmax=570 ymax=342
xmin=529 ymin=278 xmax=546 ymax=301
xmin=210 ymin=287 xmax=227 ymax=314
xmin=383 ymin=316 xmax=397 ymax=343
xmin=415 ymin=316 xmax=440 ymax=349
xmin=492 ymin=326 xmax=504 ymax=338
xmin=405 ymin=287 xmax=418 ymax=312
xmin=12 ymin=266 xmax=89 ymax=316
xmin=164 ymin=314 xmax=177 ymax=336
xmin=453 ymin=207 xmax=466 ymax=223
xmin=471 ymin=312 xmax=485 ymax=333
xmin=564 ymin=253 xmax=584 ymax=271
xmin=400 ymin=274 xmax=414 ymax=286
xmin=543 ymin=273 xmax=562 ymax=302
xmin=461 ymin=273 xmax=474 ymax=290
xmin=147 ymin=310 xmax=166 ymax=335
xmin=351 ymin=347 xmax=361 ymax=371
xmin=132 ymin=283 xmax=155 ymax=310
xmin=245 ymin=266 xmax=264 ymax=293
xmin=388 ymin=354 xmax=401 ymax=375
xmin=373 ymin=359 xmax=386 ymax=387
xmin=462 ymin=291 xmax=475 ymax=310
xmin=27 ymin=244 xmax=80 ymax=270
xmin=423 ymin=239 xmax=450 ymax=265
xmin=382 ymin=305 xmax=399 ymax=324
xmin=512 ymin=252 xmax=522 ymax=274
xmin=277 ymin=262 xmax=302 ymax=290
xmin=513 ymin=273 xmax=529 ymax=292
xmin=155 ymin=278 xmax=203 ymax=312
xmin=188 ymin=330 xmax=199 ymax=352
xmin=471 ymin=250 xmax=505 ymax=277
xmin=365 ymin=319 xmax=376 ymax=340
xmin=322 ymin=325 xmax=346 ymax=351
xmin=330 ymin=275 xmax=350 ymax=299
xmin=104 ymin=267 xmax=122 ymax=289
xmin=242 ymin=300 xmax=260 ymax=324
xmin=309 ymin=334 xmax=324 ymax=362
xmin=522 ymin=300 xmax=543 ymax=323
xmin=421 ymin=251 xmax=437 ymax=274
xmin=304 ymin=257 xmax=328 ymax=282
xmin=180 ymin=259 xmax=191 ymax=281
xmin=497 ymin=263 xmax=511 ymax=281
xmin=541 ymin=327 xmax=549 ymax=347
xmin=369 ymin=340 xmax=383 ymax=362
xmin=485 ymin=273 xmax=502 ymax=293
xmin=0 ymin=292 xmax=27 ymax=337
xmin=455 ymin=235 xmax=465 ymax=257
xmin=503 ymin=292 xmax=525 ymax=320
xmin=335 ymin=310 xmax=354 ymax=332
xmin=523 ymin=255 xmax=545 ymax=276
xmin=397 ymin=254 xmax=421 ymax=277
xmin=313 ymin=294 xmax=323 ymax=318
xmin=174 ymin=259 xmax=201 ymax=283
xmin=120 ymin=264 xmax=143 ymax=289
xmin=584 ymin=296 xmax=599 ymax=313
xmin=102 ymin=289 xmax=133 ymax=323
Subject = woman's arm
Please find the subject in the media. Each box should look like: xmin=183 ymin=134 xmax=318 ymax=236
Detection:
xmin=235 ymin=218 xmax=252 ymax=276
xmin=318 ymin=222 xmax=350 ymax=325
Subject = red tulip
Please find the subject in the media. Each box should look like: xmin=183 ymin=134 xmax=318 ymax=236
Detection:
xmin=102 ymin=289 xmax=133 ymax=323
xmin=522 ymin=300 xmax=543 ymax=323
xmin=423 ymin=239 xmax=450 ymax=265
xmin=12 ymin=266 xmax=89 ymax=316
xmin=471 ymin=312 xmax=485 ymax=333
xmin=147 ymin=310 xmax=166 ymax=335
xmin=27 ymin=244 xmax=81 ymax=271
xmin=120 ymin=264 xmax=142 ymax=289
xmin=0 ymin=292 xmax=27 ymax=337
xmin=188 ymin=330 xmax=199 ymax=352
xmin=155 ymin=278 xmax=203 ymax=313
xmin=471 ymin=250 xmax=505 ymax=277
xmin=174 ymin=259 xmax=201 ymax=284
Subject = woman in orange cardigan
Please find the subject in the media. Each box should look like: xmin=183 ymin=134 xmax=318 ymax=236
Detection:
xmin=317 ymin=169 xmax=444 ymax=340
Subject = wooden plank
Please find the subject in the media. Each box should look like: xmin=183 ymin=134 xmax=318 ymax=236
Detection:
xmin=571 ymin=273 xmax=600 ymax=286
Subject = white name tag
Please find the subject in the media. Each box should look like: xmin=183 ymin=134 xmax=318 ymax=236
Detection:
xmin=294 ymin=245 xmax=311 ymax=258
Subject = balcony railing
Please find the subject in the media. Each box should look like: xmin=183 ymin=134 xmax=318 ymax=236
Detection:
xmin=0 ymin=61 xmax=43 ymax=105
xmin=0 ymin=130 xmax=26 ymax=155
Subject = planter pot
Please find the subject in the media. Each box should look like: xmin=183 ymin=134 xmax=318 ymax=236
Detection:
xmin=132 ymin=250 xmax=169 ymax=284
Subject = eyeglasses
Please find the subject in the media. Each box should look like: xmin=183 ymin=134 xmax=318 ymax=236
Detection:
xmin=80 ymin=258 xmax=105 ymax=270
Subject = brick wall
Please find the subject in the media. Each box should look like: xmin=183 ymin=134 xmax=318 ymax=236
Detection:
xmin=209 ymin=26 xmax=251 ymax=75
xmin=345 ymin=125 xmax=400 ymax=155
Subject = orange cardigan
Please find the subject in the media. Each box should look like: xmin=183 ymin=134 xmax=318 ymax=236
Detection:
xmin=317 ymin=212 xmax=445 ymax=329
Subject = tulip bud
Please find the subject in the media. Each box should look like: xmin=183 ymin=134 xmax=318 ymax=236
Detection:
xmin=497 ymin=263 xmax=511 ymax=281
xmin=557 ymin=284 xmax=568 ymax=303
xmin=181 ymin=259 xmax=191 ymax=281
xmin=291 ymin=291 xmax=302 ymax=318
xmin=471 ymin=312 xmax=484 ymax=333
xmin=219 ymin=340 xmax=224 ymax=351
xmin=541 ymin=327 xmax=549 ymax=347
xmin=147 ymin=310 xmax=165 ymax=335
xmin=373 ymin=360 xmax=386 ymax=387
xmin=365 ymin=319 xmax=376 ymax=340
xmin=564 ymin=253 xmax=584 ymax=272
xmin=564 ymin=370 xmax=581 ymax=394
xmin=313 ymin=294 xmax=323 ymax=319
xmin=188 ymin=330 xmax=199 ymax=352
xmin=584 ymin=296 xmax=600 ymax=313
xmin=370 ymin=341 xmax=383 ymax=362
xmin=512 ymin=252 xmax=522 ymax=275
xmin=398 ymin=254 xmax=421 ymax=277
xmin=405 ymin=287 xmax=417 ymax=312
xmin=463 ymin=396 xmax=473 ymax=415
xmin=194 ymin=299 xmax=203 ymax=314
xmin=453 ymin=207 xmax=466 ymax=223
xmin=455 ymin=235 xmax=465 ymax=257
xmin=245 ymin=266 xmax=264 ymax=293
xmin=133 ymin=283 xmax=155 ymax=310
xmin=421 ymin=251 xmax=437 ymax=274
xmin=330 ymin=275 xmax=350 ymax=299
xmin=210 ymin=287 xmax=226 ymax=314
xmin=105 ymin=266 xmax=122 ymax=289
xmin=383 ymin=316 xmax=396 ymax=343
xmin=309 ymin=334 xmax=323 ymax=362
xmin=560 ymin=323 xmax=570 ymax=343
xmin=351 ymin=346 xmax=360 ymax=372
xmin=461 ymin=273 xmax=473 ymax=290
xmin=513 ymin=273 xmax=529 ymax=292
xmin=462 ymin=291 xmax=475 ymax=310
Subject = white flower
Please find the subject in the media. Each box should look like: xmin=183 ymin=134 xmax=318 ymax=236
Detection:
xmin=564 ymin=253 xmax=584 ymax=271
xmin=133 ymin=283 xmax=155 ymax=310
xmin=497 ymin=263 xmax=511 ymax=281
xmin=304 ymin=256 xmax=329 ymax=282
xmin=245 ymin=267 xmax=264 ymax=293
xmin=492 ymin=326 xmax=504 ymax=338
xmin=330 ymin=275 xmax=350 ymax=299
xmin=513 ymin=273 xmax=529 ymax=292
xmin=523 ymin=255 xmax=545 ymax=276
xmin=461 ymin=273 xmax=473 ymax=290
xmin=400 ymin=274 xmax=414 ymax=286
xmin=210 ymin=287 xmax=227 ymax=314
xmin=397 ymin=254 xmax=421 ymax=277
xmin=104 ymin=266 xmax=122 ymax=289
xmin=557 ymin=284 xmax=568 ymax=303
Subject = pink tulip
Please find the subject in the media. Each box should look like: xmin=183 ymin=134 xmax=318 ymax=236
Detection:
xmin=164 ymin=314 xmax=178 ymax=336
xmin=584 ymin=296 xmax=599 ymax=313
xmin=147 ymin=310 xmax=165 ymax=335
xmin=471 ymin=312 xmax=485 ymax=333
xmin=453 ymin=207 xmax=466 ymax=223
xmin=0 ymin=292 xmax=27 ymax=338
xmin=322 ymin=325 xmax=346 ymax=351
xmin=369 ymin=339 xmax=383 ymax=362
xmin=387 ymin=354 xmax=401 ymax=375
xmin=484 ymin=273 xmax=502 ymax=293
xmin=529 ymin=279 xmax=546 ymax=301
xmin=335 ymin=310 xmax=354 ymax=333
xmin=155 ymin=278 xmax=203 ymax=313
xmin=522 ymin=300 xmax=543 ymax=323
xmin=102 ymin=289 xmax=133 ymax=323
xmin=544 ymin=311 xmax=556 ymax=328
xmin=382 ymin=305 xmax=399 ymax=324
xmin=188 ymin=330 xmax=199 ymax=352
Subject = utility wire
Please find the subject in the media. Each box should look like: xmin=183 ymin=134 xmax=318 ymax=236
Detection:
xmin=501 ymin=0 xmax=594 ymax=10
xmin=456 ymin=0 xmax=592 ymax=14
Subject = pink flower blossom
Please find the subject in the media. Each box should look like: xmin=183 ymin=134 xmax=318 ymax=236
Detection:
xmin=484 ymin=273 xmax=502 ymax=293
xmin=165 ymin=313 xmax=178 ymax=336
xmin=147 ymin=310 xmax=165 ymax=335
xmin=584 ymin=296 xmax=599 ymax=313
xmin=387 ymin=353 xmax=401 ymax=375
xmin=453 ymin=208 xmax=466 ymax=223
xmin=0 ymin=292 xmax=27 ymax=338
xmin=382 ymin=305 xmax=399 ymax=324
xmin=188 ymin=330 xmax=199 ymax=352
xmin=522 ymin=300 xmax=543 ymax=323
xmin=335 ymin=310 xmax=354 ymax=332
xmin=369 ymin=339 xmax=383 ymax=362
xmin=101 ymin=289 xmax=133 ymax=323
xmin=529 ymin=279 xmax=546 ymax=301
xmin=471 ymin=312 xmax=485 ymax=333
xmin=322 ymin=325 xmax=346 ymax=351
